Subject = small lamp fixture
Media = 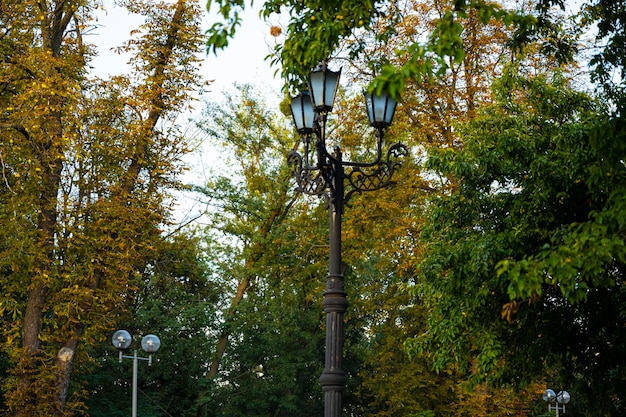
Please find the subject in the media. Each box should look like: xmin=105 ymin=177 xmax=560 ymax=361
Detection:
xmin=290 ymin=91 xmax=315 ymax=134
xmin=308 ymin=63 xmax=341 ymax=113
xmin=141 ymin=334 xmax=161 ymax=353
xmin=363 ymin=89 xmax=397 ymax=128
xmin=111 ymin=330 xmax=161 ymax=417
xmin=141 ymin=334 xmax=161 ymax=354
xmin=141 ymin=334 xmax=160 ymax=365
xmin=112 ymin=329 xmax=132 ymax=350
xmin=556 ymin=390 xmax=571 ymax=405
xmin=543 ymin=388 xmax=571 ymax=416
xmin=111 ymin=330 xmax=161 ymax=364
xmin=543 ymin=389 xmax=556 ymax=402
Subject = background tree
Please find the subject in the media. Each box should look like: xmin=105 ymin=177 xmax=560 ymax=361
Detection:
xmin=413 ymin=66 xmax=626 ymax=415
xmin=202 ymin=1 xmax=623 ymax=411
xmin=205 ymin=0 xmax=586 ymax=92
xmin=327 ymin=1 xmax=555 ymax=414
xmin=199 ymin=1 xmax=583 ymax=416
xmin=84 ymin=233 xmax=218 ymax=417
xmin=0 ymin=1 xmax=206 ymax=415
xmin=192 ymin=85 xmax=328 ymax=417
xmin=581 ymin=0 xmax=626 ymax=112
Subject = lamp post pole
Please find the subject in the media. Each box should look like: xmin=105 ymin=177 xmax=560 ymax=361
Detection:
xmin=319 ymin=149 xmax=348 ymax=416
xmin=288 ymin=62 xmax=407 ymax=417
xmin=112 ymin=330 xmax=161 ymax=417
xmin=132 ymin=350 xmax=139 ymax=417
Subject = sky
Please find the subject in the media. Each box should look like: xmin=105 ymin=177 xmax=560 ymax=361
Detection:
xmin=91 ymin=1 xmax=284 ymax=104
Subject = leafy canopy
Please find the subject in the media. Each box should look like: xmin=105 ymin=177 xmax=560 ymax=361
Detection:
xmin=412 ymin=66 xmax=626 ymax=415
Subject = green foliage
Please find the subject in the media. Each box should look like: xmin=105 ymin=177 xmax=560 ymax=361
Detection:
xmin=205 ymin=0 xmax=246 ymax=51
xmin=353 ymin=280 xmax=459 ymax=417
xmin=261 ymin=0 xmax=379 ymax=87
xmin=581 ymin=0 xmax=626 ymax=111
xmin=193 ymin=84 xmax=328 ymax=417
xmin=205 ymin=0 xmax=583 ymax=96
xmin=206 ymin=268 xmax=325 ymax=417
xmin=84 ymin=234 xmax=218 ymax=417
xmin=414 ymin=66 xmax=626 ymax=415
xmin=203 ymin=0 xmax=626 ymax=414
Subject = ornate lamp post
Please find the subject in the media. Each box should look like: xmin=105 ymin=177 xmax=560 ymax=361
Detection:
xmin=112 ymin=330 xmax=161 ymax=417
xmin=543 ymin=388 xmax=571 ymax=416
xmin=288 ymin=62 xmax=407 ymax=417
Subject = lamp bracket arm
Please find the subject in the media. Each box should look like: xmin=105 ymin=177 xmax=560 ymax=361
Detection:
xmin=288 ymin=150 xmax=330 ymax=197
xmin=343 ymin=142 xmax=407 ymax=205
xmin=119 ymin=354 xmax=151 ymax=362
xmin=341 ymin=156 xmax=383 ymax=169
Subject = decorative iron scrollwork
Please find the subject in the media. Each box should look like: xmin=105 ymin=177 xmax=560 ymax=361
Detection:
xmin=344 ymin=142 xmax=407 ymax=204
xmin=287 ymin=150 xmax=328 ymax=197
xmin=288 ymin=142 xmax=408 ymax=204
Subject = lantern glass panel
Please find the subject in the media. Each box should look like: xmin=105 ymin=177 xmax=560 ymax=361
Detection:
xmin=364 ymin=89 xmax=397 ymax=127
xmin=309 ymin=65 xmax=341 ymax=111
xmin=290 ymin=92 xmax=315 ymax=133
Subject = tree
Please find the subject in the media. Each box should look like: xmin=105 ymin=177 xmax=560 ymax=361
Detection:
xmin=192 ymin=85 xmax=329 ymax=417
xmin=581 ymin=0 xmax=626 ymax=111
xmin=201 ymin=1 xmax=626 ymax=415
xmin=205 ymin=0 xmax=584 ymax=93
xmin=84 ymin=233 xmax=219 ymax=417
xmin=326 ymin=2 xmax=560 ymax=414
xmin=0 ymin=1 xmax=205 ymax=414
xmin=413 ymin=66 xmax=626 ymax=415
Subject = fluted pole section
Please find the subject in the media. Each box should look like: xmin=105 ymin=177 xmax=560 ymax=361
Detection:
xmin=319 ymin=150 xmax=348 ymax=417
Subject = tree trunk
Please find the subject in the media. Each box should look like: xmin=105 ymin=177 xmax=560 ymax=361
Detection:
xmin=208 ymin=276 xmax=251 ymax=379
xmin=14 ymin=3 xmax=73 ymax=414
xmin=16 ymin=132 xmax=64 ymax=417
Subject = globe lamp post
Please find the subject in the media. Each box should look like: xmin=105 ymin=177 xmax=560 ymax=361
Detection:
xmin=543 ymin=388 xmax=571 ymax=416
xmin=112 ymin=330 xmax=161 ymax=417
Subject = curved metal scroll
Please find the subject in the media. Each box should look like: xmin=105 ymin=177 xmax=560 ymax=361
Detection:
xmin=344 ymin=142 xmax=408 ymax=204
xmin=287 ymin=150 xmax=328 ymax=196
xmin=288 ymin=142 xmax=407 ymax=202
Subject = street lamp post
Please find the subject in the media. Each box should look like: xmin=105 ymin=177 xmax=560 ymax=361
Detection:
xmin=288 ymin=62 xmax=407 ymax=417
xmin=112 ymin=330 xmax=161 ymax=417
xmin=543 ymin=388 xmax=571 ymax=416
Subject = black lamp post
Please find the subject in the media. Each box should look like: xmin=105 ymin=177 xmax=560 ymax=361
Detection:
xmin=288 ymin=62 xmax=407 ymax=417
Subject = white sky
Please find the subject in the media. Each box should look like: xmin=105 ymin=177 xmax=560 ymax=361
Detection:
xmin=91 ymin=0 xmax=284 ymax=104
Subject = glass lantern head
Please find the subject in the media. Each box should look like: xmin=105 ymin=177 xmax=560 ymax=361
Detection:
xmin=364 ymin=88 xmax=397 ymax=128
xmin=308 ymin=63 xmax=341 ymax=113
xmin=290 ymin=91 xmax=315 ymax=134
